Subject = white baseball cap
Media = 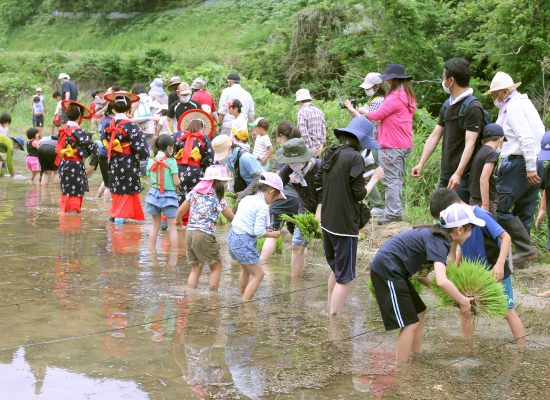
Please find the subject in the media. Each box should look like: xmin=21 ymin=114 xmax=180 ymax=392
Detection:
xmin=295 ymin=88 xmax=313 ymax=104
xmin=440 ymin=204 xmax=485 ymax=229
xmin=36 ymin=87 xmax=43 ymax=92
xmin=359 ymin=73 xmax=383 ymax=89
xmin=58 ymin=73 xmax=70 ymax=80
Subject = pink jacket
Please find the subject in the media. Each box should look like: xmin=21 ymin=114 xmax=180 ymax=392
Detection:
xmin=367 ymin=89 xmax=416 ymax=149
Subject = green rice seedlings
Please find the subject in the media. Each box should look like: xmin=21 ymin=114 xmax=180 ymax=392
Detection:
xmin=366 ymin=278 xmax=426 ymax=301
xmin=218 ymin=213 xmax=228 ymax=225
xmin=225 ymin=192 xmax=238 ymax=199
xmin=280 ymin=212 xmax=322 ymax=243
xmin=256 ymin=236 xmax=283 ymax=253
xmin=430 ymin=260 xmax=508 ymax=321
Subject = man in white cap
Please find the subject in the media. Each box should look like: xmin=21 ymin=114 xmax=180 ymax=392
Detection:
xmin=484 ymin=71 xmax=546 ymax=269
xmin=58 ymin=73 xmax=78 ymax=124
xmin=191 ymin=77 xmax=219 ymax=125
xmin=164 ymin=82 xmax=201 ymax=135
xmin=218 ymin=73 xmax=255 ymax=137
xmin=296 ymin=88 xmax=326 ymax=157
xmin=30 ymin=87 xmax=46 ymax=116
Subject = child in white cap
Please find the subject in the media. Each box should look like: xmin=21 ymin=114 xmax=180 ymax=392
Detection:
xmin=228 ymin=172 xmax=284 ymax=300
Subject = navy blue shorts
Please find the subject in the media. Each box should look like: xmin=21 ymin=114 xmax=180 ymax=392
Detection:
xmin=323 ymin=230 xmax=357 ymax=284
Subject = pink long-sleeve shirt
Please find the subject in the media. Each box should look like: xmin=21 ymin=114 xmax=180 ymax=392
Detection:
xmin=367 ymin=89 xmax=416 ymax=149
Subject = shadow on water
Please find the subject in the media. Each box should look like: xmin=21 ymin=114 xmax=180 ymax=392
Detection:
xmin=1 ymin=154 xmax=550 ymax=399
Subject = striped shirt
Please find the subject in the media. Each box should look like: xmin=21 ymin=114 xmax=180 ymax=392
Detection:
xmin=230 ymin=193 xmax=269 ymax=237
xmin=297 ymin=103 xmax=326 ymax=149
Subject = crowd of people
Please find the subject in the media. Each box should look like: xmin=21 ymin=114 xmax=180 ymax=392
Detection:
xmin=1 ymin=58 xmax=549 ymax=362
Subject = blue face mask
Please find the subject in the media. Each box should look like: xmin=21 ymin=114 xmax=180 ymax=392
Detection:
xmin=226 ymin=149 xmax=238 ymax=173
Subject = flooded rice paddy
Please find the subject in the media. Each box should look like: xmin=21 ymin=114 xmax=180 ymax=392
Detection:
xmin=1 ymin=154 xmax=550 ymax=399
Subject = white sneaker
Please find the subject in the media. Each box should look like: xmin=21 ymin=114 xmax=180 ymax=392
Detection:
xmin=371 ymin=207 xmax=385 ymax=217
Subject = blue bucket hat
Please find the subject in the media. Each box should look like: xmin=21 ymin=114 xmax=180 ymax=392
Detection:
xmin=539 ymin=130 xmax=550 ymax=161
xmin=11 ymin=136 xmax=25 ymax=150
xmin=334 ymin=116 xmax=380 ymax=150
xmin=379 ymin=64 xmax=411 ymax=80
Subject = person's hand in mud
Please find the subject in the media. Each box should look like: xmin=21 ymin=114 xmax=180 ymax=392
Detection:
xmin=492 ymin=261 xmax=505 ymax=282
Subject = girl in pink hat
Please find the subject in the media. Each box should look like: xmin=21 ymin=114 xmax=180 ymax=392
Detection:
xmin=175 ymin=165 xmax=235 ymax=291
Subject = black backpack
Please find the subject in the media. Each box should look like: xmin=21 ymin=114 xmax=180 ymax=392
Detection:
xmin=442 ymin=95 xmax=492 ymax=151
xmin=233 ymin=148 xmax=248 ymax=193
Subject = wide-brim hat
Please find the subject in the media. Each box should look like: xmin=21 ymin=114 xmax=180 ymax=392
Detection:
xmin=167 ymin=76 xmax=182 ymax=91
xmin=12 ymin=136 xmax=25 ymax=149
xmin=359 ymin=73 xmax=383 ymax=89
xmin=538 ymin=131 xmax=550 ymax=161
xmin=104 ymin=91 xmax=140 ymax=104
xmin=212 ymin=135 xmax=232 ymax=161
xmin=276 ymin=138 xmax=316 ymax=164
xmin=334 ymin=116 xmax=380 ymax=150
xmin=379 ymin=64 xmax=411 ymax=80
xmin=201 ymin=165 xmax=232 ymax=181
xmin=295 ymin=88 xmax=313 ymax=104
xmin=177 ymin=109 xmax=215 ymax=138
xmin=61 ymin=100 xmax=93 ymax=119
xmin=482 ymin=71 xmax=521 ymax=96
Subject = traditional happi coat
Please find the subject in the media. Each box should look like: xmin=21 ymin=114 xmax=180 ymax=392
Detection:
xmin=102 ymin=114 xmax=149 ymax=194
xmin=56 ymin=122 xmax=98 ymax=197
xmin=172 ymin=130 xmax=214 ymax=204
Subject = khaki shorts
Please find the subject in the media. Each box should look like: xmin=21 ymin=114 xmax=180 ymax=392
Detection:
xmin=186 ymin=230 xmax=221 ymax=267
xmin=91 ymin=118 xmax=99 ymax=133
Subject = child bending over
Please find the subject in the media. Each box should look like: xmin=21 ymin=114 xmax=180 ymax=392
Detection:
xmin=227 ymin=172 xmax=284 ymax=300
xmin=145 ymin=135 xmax=181 ymax=248
xmin=370 ymin=203 xmax=481 ymax=362
xmin=176 ymin=165 xmax=235 ymax=291
xmin=431 ymin=188 xmax=526 ymax=345
xmin=26 ymin=128 xmax=41 ymax=182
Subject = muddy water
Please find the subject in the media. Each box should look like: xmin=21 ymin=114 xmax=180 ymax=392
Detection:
xmin=1 ymin=154 xmax=550 ymax=399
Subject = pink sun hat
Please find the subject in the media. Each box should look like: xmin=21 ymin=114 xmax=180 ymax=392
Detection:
xmin=201 ymin=165 xmax=232 ymax=181
xmin=259 ymin=172 xmax=286 ymax=199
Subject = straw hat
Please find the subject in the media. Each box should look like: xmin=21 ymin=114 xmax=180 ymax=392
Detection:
xmin=167 ymin=76 xmax=182 ymax=91
xmin=483 ymin=71 xmax=521 ymax=95
xmin=61 ymin=100 xmax=93 ymax=119
xmin=212 ymin=135 xmax=232 ymax=161
xmin=177 ymin=109 xmax=215 ymax=138
xmin=104 ymin=91 xmax=140 ymax=104
xmin=295 ymin=88 xmax=313 ymax=104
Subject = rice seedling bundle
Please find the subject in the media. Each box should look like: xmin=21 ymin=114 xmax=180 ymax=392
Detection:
xmin=280 ymin=212 xmax=322 ymax=243
xmin=256 ymin=236 xmax=283 ymax=253
xmin=218 ymin=213 xmax=228 ymax=225
xmin=366 ymin=279 xmax=426 ymax=301
xmin=430 ymin=260 xmax=508 ymax=320
xmin=225 ymin=192 xmax=238 ymax=199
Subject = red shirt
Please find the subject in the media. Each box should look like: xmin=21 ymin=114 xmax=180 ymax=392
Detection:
xmin=191 ymin=90 xmax=217 ymax=113
xmin=89 ymin=102 xmax=101 ymax=120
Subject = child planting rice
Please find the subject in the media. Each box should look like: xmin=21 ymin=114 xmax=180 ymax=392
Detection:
xmin=367 ymin=278 xmax=426 ymax=300
xmin=369 ymin=203 xmax=481 ymax=362
xmin=430 ymin=188 xmax=526 ymax=344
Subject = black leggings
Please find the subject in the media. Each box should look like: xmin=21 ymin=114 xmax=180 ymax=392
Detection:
xmin=98 ymin=154 xmax=109 ymax=185
xmin=37 ymin=145 xmax=58 ymax=172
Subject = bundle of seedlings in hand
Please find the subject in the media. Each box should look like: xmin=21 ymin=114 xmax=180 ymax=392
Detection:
xmin=224 ymin=194 xmax=238 ymax=213
xmin=224 ymin=192 xmax=238 ymax=199
xmin=430 ymin=260 xmax=508 ymax=321
xmin=218 ymin=213 xmax=228 ymax=225
xmin=366 ymin=278 xmax=426 ymax=301
xmin=256 ymin=236 xmax=283 ymax=254
xmin=280 ymin=212 xmax=322 ymax=243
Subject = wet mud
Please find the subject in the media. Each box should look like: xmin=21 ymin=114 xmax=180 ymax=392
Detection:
xmin=1 ymin=154 xmax=550 ymax=399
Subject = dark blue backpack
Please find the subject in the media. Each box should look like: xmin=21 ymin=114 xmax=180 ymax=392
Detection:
xmin=442 ymin=95 xmax=492 ymax=151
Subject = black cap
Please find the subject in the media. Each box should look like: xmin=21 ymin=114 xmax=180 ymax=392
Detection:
xmin=227 ymin=73 xmax=241 ymax=81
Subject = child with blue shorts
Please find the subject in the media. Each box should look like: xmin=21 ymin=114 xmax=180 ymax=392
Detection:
xmin=146 ymin=135 xmax=181 ymax=249
xmin=430 ymin=188 xmax=526 ymax=345
xmin=228 ymin=172 xmax=284 ymax=300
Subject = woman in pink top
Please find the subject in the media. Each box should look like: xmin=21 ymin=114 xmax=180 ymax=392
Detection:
xmin=366 ymin=64 xmax=416 ymax=225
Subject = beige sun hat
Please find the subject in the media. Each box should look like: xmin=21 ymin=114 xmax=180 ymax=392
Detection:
xmin=295 ymin=88 xmax=313 ymax=104
xmin=359 ymin=73 xmax=383 ymax=89
xmin=483 ymin=71 xmax=522 ymax=96
xmin=212 ymin=134 xmax=232 ymax=161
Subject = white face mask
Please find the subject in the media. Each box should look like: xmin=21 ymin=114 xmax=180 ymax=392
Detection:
xmin=442 ymin=78 xmax=451 ymax=94
xmin=365 ymin=88 xmax=376 ymax=96
xmin=180 ymin=95 xmax=191 ymax=103
xmin=289 ymin=162 xmax=306 ymax=172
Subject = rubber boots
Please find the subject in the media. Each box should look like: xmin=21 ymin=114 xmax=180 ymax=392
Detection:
xmin=500 ymin=217 xmax=537 ymax=268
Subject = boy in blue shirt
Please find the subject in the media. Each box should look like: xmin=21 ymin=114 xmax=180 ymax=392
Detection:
xmin=32 ymin=96 xmax=45 ymax=138
xmin=430 ymin=188 xmax=526 ymax=345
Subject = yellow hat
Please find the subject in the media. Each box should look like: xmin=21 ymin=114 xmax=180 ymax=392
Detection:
xmin=235 ymin=129 xmax=249 ymax=141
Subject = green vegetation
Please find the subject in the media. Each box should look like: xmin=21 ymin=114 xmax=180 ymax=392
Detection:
xmin=256 ymin=236 xmax=283 ymax=254
xmin=431 ymin=260 xmax=509 ymax=321
xmin=281 ymin=212 xmax=322 ymax=243
xmin=366 ymin=278 xmax=426 ymax=301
